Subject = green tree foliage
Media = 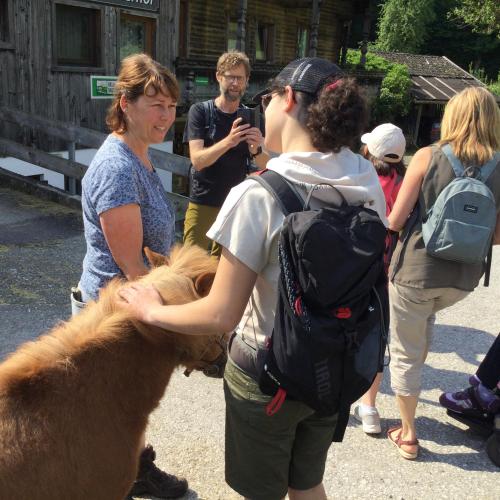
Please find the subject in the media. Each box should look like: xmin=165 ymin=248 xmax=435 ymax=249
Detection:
xmin=375 ymin=0 xmax=436 ymax=53
xmin=345 ymin=49 xmax=413 ymax=122
xmin=450 ymin=0 xmax=500 ymax=38
xmin=345 ymin=49 xmax=392 ymax=72
xmin=420 ymin=0 xmax=500 ymax=80
xmin=468 ymin=66 xmax=500 ymax=97
xmin=373 ymin=64 xmax=413 ymax=122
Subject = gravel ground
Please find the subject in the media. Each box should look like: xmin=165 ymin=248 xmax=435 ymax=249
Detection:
xmin=0 ymin=186 xmax=498 ymax=500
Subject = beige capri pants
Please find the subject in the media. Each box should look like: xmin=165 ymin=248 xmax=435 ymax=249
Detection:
xmin=389 ymin=282 xmax=469 ymax=396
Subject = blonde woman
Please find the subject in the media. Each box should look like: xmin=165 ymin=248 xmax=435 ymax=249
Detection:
xmin=387 ymin=86 xmax=500 ymax=459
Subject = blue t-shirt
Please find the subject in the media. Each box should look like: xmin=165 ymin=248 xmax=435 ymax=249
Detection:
xmin=79 ymin=134 xmax=175 ymax=300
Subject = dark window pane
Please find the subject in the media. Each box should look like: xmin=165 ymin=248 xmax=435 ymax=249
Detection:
xmin=55 ymin=5 xmax=100 ymax=66
xmin=120 ymin=14 xmax=155 ymax=61
xmin=227 ymin=20 xmax=237 ymax=51
xmin=121 ymin=18 xmax=146 ymax=59
xmin=0 ymin=2 xmax=9 ymax=42
xmin=256 ymin=23 xmax=274 ymax=62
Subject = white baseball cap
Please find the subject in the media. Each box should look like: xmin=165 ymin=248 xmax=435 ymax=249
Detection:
xmin=361 ymin=123 xmax=406 ymax=163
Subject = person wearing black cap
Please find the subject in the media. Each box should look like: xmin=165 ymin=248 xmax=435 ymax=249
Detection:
xmin=119 ymin=57 xmax=387 ymax=499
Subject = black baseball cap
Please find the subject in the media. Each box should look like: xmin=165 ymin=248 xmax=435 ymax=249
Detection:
xmin=253 ymin=57 xmax=343 ymax=103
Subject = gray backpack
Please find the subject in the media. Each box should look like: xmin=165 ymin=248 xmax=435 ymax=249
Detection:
xmin=422 ymin=144 xmax=499 ymax=265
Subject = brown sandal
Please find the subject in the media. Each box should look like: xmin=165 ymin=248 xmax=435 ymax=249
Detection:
xmin=387 ymin=425 xmax=419 ymax=460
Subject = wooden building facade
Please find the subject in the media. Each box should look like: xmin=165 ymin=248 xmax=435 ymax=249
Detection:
xmin=0 ymin=0 xmax=370 ymax=150
xmin=0 ymin=0 xmax=178 ymax=146
xmin=176 ymin=0 xmax=370 ymax=105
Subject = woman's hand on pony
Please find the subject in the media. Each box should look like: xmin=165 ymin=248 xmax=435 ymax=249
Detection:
xmin=119 ymin=283 xmax=163 ymax=325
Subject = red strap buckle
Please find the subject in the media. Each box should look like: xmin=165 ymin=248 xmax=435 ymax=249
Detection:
xmin=334 ymin=307 xmax=351 ymax=319
xmin=294 ymin=296 xmax=303 ymax=316
xmin=266 ymin=388 xmax=287 ymax=416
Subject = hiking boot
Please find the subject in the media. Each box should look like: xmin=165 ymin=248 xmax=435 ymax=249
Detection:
xmin=440 ymin=377 xmax=500 ymax=417
xmin=127 ymin=445 xmax=188 ymax=499
xmin=353 ymin=404 xmax=381 ymax=434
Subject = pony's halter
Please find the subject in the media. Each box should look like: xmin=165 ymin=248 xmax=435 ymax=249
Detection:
xmin=183 ymin=334 xmax=227 ymax=379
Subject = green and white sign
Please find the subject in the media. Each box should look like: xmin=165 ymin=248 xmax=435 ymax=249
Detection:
xmin=195 ymin=76 xmax=209 ymax=86
xmin=90 ymin=76 xmax=117 ymax=99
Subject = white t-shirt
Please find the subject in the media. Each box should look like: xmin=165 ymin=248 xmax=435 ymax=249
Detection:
xmin=207 ymin=149 xmax=387 ymax=347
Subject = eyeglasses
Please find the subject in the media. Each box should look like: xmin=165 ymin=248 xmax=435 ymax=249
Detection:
xmin=222 ymin=74 xmax=246 ymax=83
xmin=260 ymin=92 xmax=273 ymax=111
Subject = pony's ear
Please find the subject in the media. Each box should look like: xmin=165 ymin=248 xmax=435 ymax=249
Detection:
xmin=194 ymin=272 xmax=215 ymax=297
xmin=144 ymin=247 xmax=168 ymax=268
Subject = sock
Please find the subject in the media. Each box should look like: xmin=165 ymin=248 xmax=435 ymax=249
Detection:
xmin=359 ymin=403 xmax=377 ymax=414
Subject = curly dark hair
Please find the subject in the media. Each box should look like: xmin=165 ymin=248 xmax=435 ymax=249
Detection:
xmin=306 ymin=78 xmax=368 ymax=153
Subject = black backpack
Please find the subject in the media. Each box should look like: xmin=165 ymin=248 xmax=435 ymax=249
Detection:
xmin=252 ymin=170 xmax=389 ymax=442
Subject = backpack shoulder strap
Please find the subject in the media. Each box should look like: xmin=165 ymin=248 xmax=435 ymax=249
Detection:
xmin=478 ymin=152 xmax=500 ymax=183
xmin=442 ymin=144 xmax=500 ymax=182
xmin=441 ymin=144 xmax=465 ymax=178
xmin=203 ymin=99 xmax=216 ymax=141
xmin=252 ymin=170 xmax=304 ymax=216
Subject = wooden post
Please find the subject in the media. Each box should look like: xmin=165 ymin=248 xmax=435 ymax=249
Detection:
xmin=340 ymin=20 xmax=352 ymax=66
xmin=66 ymin=141 xmax=77 ymax=195
xmin=309 ymin=0 xmax=322 ymax=57
xmin=182 ymin=70 xmax=195 ymax=112
xmin=413 ymin=104 xmax=423 ymax=146
xmin=236 ymin=0 xmax=247 ymax=53
xmin=359 ymin=4 xmax=372 ymax=67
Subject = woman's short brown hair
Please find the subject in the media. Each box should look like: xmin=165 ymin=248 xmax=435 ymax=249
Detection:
xmin=106 ymin=53 xmax=180 ymax=133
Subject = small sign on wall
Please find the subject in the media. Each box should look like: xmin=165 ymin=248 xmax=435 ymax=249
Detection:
xmin=87 ymin=0 xmax=159 ymax=12
xmin=195 ymin=76 xmax=209 ymax=86
xmin=90 ymin=76 xmax=117 ymax=99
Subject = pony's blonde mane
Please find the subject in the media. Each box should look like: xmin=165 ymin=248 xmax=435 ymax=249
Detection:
xmin=0 ymin=245 xmax=218 ymax=387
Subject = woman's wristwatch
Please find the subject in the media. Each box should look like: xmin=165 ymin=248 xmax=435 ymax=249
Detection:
xmin=250 ymin=145 xmax=262 ymax=158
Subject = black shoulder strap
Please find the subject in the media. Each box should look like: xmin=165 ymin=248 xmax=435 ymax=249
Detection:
xmin=252 ymin=170 xmax=304 ymax=216
xmin=203 ymin=99 xmax=216 ymax=142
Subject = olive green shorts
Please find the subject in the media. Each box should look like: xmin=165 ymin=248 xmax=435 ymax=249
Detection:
xmin=183 ymin=201 xmax=222 ymax=258
xmin=224 ymin=358 xmax=337 ymax=500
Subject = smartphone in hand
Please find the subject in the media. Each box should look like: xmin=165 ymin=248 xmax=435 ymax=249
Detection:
xmin=237 ymin=107 xmax=261 ymax=129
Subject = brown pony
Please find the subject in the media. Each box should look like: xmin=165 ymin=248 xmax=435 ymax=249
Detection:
xmin=0 ymin=245 xmax=224 ymax=500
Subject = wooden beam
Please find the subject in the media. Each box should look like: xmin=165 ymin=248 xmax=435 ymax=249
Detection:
xmin=0 ymin=138 xmax=87 ymax=180
xmin=0 ymin=107 xmax=190 ymax=177
xmin=149 ymin=149 xmax=191 ymax=177
xmin=0 ymin=107 xmax=106 ymax=148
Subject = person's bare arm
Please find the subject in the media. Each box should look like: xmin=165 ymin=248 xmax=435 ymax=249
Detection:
xmin=100 ymin=204 xmax=148 ymax=281
xmin=190 ymin=118 xmax=250 ymax=171
xmin=388 ymin=147 xmax=432 ymax=232
xmin=119 ymin=248 xmax=257 ymax=335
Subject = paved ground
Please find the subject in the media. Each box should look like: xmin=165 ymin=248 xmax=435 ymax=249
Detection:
xmin=0 ymin=185 xmax=498 ymax=500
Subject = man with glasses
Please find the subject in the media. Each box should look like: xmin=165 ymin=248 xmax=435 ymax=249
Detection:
xmin=183 ymin=51 xmax=266 ymax=257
